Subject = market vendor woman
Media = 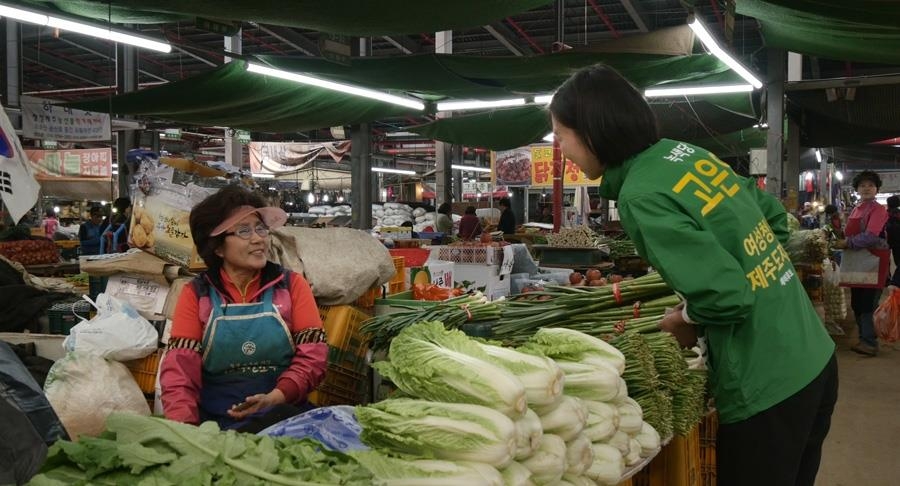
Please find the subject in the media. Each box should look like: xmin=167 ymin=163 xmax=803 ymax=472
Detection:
xmin=160 ymin=185 xmax=327 ymax=433
xmin=549 ymin=65 xmax=837 ymax=486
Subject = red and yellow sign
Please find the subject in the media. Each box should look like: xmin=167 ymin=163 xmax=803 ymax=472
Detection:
xmin=492 ymin=144 xmax=597 ymax=188
xmin=25 ymin=148 xmax=112 ymax=179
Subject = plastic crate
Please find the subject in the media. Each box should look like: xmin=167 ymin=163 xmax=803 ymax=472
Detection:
xmin=438 ymin=245 xmax=504 ymax=265
xmin=356 ymin=284 xmax=383 ymax=308
xmin=388 ymin=281 xmax=405 ymax=295
xmin=125 ymin=349 xmax=163 ymax=394
xmin=390 ymin=256 xmax=406 ymax=284
xmin=47 ymin=300 xmax=92 ymax=335
xmin=699 ymin=411 xmax=718 ymax=486
xmin=317 ymin=305 xmax=371 ymax=375
xmin=389 ymin=248 xmax=430 ymax=267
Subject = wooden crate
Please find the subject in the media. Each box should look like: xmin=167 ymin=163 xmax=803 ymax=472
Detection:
xmin=664 ymin=426 xmax=702 ymax=486
xmin=699 ymin=411 xmax=718 ymax=486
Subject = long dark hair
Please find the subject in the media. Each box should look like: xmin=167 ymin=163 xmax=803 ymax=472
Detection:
xmin=548 ymin=64 xmax=659 ymax=167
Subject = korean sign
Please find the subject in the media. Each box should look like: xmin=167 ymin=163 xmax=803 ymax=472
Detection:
xmin=21 ymin=96 xmax=111 ymax=142
xmin=491 ymin=144 xmax=597 ymax=188
xmin=25 ymin=148 xmax=113 ymax=179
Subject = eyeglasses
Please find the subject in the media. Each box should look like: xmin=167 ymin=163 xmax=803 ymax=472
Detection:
xmin=224 ymin=224 xmax=270 ymax=240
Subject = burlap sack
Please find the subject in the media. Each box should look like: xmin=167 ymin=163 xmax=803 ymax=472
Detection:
xmin=269 ymin=227 xmax=395 ymax=305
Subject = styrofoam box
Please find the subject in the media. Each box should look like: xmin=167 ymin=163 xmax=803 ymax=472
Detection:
xmin=0 ymin=332 xmax=66 ymax=361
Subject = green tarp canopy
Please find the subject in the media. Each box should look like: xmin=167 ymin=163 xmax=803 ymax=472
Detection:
xmin=67 ymin=41 xmax=752 ymax=139
xmin=736 ymin=0 xmax=900 ymax=64
xmin=409 ymin=93 xmax=758 ymax=151
xmin=27 ymin=0 xmax=552 ymax=35
xmin=787 ymin=83 xmax=900 ymax=147
xmin=67 ymin=60 xmax=418 ymax=132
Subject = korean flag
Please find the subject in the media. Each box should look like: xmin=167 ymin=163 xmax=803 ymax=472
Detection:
xmin=0 ymin=101 xmax=39 ymax=224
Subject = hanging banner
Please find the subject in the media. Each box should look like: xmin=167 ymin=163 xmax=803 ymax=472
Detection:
xmin=249 ymin=141 xmax=352 ymax=175
xmin=462 ymin=181 xmax=492 ymax=199
xmin=25 ymin=148 xmax=113 ymax=179
xmin=491 ymin=144 xmax=598 ymax=188
xmin=0 ymin=100 xmax=40 ymax=224
xmin=21 ymin=96 xmax=111 ymax=142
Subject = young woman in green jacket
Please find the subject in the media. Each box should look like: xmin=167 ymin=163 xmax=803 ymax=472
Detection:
xmin=549 ymin=64 xmax=837 ymax=486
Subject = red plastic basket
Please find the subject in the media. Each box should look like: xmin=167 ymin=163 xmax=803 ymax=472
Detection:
xmin=389 ymin=248 xmax=430 ymax=267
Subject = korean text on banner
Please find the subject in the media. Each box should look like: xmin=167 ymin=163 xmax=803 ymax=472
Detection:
xmin=21 ymin=96 xmax=111 ymax=142
xmin=491 ymin=144 xmax=599 ymax=188
xmin=25 ymin=148 xmax=113 ymax=179
xmin=530 ymin=144 xmax=596 ymax=188
xmin=0 ymin=101 xmax=40 ymax=224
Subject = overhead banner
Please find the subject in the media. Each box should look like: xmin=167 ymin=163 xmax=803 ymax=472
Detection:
xmin=21 ymin=96 xmax=111 ymax=142
xmin=0 ymin=101 xmax=40 ymax=224
xmin=491 ymin=144 xmax=598 ymax=188
xmin=249 ymin=141 xmax=351 ymax=175
xmin=25 ymin=148 xmax=113 ymax=179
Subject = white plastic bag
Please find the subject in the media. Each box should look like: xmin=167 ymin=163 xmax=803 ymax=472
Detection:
xmin=44 ymin=352 xmax=150 ymax=439
xmin=63 ymin=293 xmax=158 ymax=361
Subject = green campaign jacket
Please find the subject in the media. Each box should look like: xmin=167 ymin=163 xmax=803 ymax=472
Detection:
xmin=599 ymin=139 xmax=834 ymax=424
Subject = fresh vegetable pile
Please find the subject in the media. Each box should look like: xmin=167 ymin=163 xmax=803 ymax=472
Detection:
xmin=359 ymin=322 xmax=663 ymax=485
xmin=360 ymin=292 xmax=501 ymax=352
xmin=546 ymin=226 xmax=606 ymax=249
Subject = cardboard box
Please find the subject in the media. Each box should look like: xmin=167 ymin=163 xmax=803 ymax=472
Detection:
xmin=381 ymin=226 xmax=412 ymax=240
xmin=407 ymin=260 xmax=454 ymax=288
xmin=130 ymin=186 xmax=211 ymax=271
xmin=453 ymin=263 xmax=510 ymax=301
xmin=104 ymin=273 xmax=170 ymax=320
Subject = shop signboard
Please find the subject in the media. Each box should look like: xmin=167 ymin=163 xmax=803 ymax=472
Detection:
xmin=320 ymin=34 xmax=352 ymax=66
xmin=25 ymin=148 xmax=112 ymax=179
xmin=462 ymin=181 xmax=492 ymax=199
xmin=21 ymin=96 xmax=110 ymax=142
xmin=491 ymin=144 xmax=598 ymax=188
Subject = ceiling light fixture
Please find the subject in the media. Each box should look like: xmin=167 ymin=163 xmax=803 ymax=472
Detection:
xmin=0 ymin=4 xmax=171 ymax=52
xmin=436 ymin=98 xmax=526 ymax=111
xmin=247 ymin=62 xmax=425 ymax=110
xmin=815 ymin=149 xmax=823 ymax=163
xmin=542 ymin=133 xmax=554 ymax=142
xmin=451 ymin=164 xmax=491 ymax=173
xmin=534 ymin=94 xmax=554 ymax=104
xmin=385 ymin=131 xmax=419 ymax=137
xmin=644 ymin=84 xmax=754 ymax=97
xmin=689 ymin=17 xmax=763 ymax=89
xmin=371 ymin=167 xmax=416 ymax=175
xmin=252 ymin=173 xmax=275 ymax=179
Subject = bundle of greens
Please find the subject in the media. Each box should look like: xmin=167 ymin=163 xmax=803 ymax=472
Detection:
xmin=30 ymin=413 xmax=373 ymax=485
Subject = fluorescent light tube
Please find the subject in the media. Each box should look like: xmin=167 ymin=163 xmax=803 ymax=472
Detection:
xmin=542 ymin=133 xmax=554 ymax=142
xmin=451 ymin=164 xmax=491 ymax=173
xmin=247 ymin=62 xmax=425 ymax=111
xmin=689 ymin=18 xmax=762 ymax=89
xmin=385 ymin=131 xmax=419 ymax=137
xmin=252 ymin=173 xmax=275 ymax=179
xmin=0 ymin=4 xmax=171 ymax=53
xmin=534 ymin=94 xmax=554 ymax=104
xmin=372 ymin=167 xmax=416 ymax=175
xmin=815 ymin=149 xmax=822 ymax=163
xmin=436 ymin=98 xmax=526 ymax=111
xmin=644 ymin=84 xmax=754 ymax=97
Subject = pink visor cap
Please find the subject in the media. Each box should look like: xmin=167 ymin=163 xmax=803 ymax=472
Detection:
xmin=210 ymin=205 xmax=288 ymax=237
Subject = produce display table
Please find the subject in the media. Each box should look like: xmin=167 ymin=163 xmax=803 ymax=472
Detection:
xmin=24 ymin=262 xmax=81 ymax=277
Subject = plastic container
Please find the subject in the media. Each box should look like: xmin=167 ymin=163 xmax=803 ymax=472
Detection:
xmin=389 ymin=248 xmax=430 ymax=267
xmin=390 ymin=256 xmax=406 ymax=284
xmin=47 ymin=300 xmax=92 ymax=335
xmin=356 ymin=284 xmax=384 ymax=308
xmin=317 ymin=305 xmax=371 ymax=375
xmin=125 ymin=349 xmax=163 ymax=394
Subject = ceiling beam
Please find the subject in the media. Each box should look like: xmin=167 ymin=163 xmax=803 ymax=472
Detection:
xmin=254 ymin=24 xmax=319 ymax=56
xmin=22 ymin=46 xmax=103 ymax=86
xmin=483 ymin=23 xmax=532 ymax=56
xmin=619 ymin=0 xmax=649 ymax=32
xmin=381 ymin=35 xmax=421 ymax=54
xmin=56 ymin=37 xmax=170 ymax=83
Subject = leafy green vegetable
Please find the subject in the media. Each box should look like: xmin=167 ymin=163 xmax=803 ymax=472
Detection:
xmin=30 ymin=413 xmax=373 ymax=485
xmin=356 ymin=398 xmax=517 ymax=468
xmin=373 ymin=322 xmax=527 ymax=418
xmin=585 ymin=444 xmax=624 ymax=485
xmin=521 ymin=328 xmax=626 ymax=375
xmin=537 ymin=396 xmax=588 ymax=442
xmin=564 ymin=434 xmax=593 ymax=477
xmin=477 ymin=342 xmax=564 ymax=408
xmin=500 ymin=461 xmax=534 ymax=486
xmin=554 ymin=360 xmax=621 ymax=402
xmin=520 ymin=433 xmax=566 ymax=485
xmin=350 ymin=452 xmax=503 ymax=486
xmin=513 ymin=408 xmax=543 ymax=460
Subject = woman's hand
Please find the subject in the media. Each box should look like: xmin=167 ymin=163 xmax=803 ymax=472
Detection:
xmin=227 ymin=389 xmax=286 ymax=420
xmin=658 ymin=303 xmax=698 ymax=348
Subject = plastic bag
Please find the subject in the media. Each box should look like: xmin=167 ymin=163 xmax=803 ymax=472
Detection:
xmin=44 ymin=352 xmax=150 ymax=440
xmin=823 ymin=259 xmax=840 ymax=286
xmin=258 ymin=405 xmax=368 ymax=453
xmin=874 ymin=289 xmax=900 ymax=343
xmin=63 ymin=293 xmax=158 ymax=361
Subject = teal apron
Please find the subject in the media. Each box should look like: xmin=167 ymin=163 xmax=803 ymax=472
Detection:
xmin=198 ymin=286 xmax=295 ymax=429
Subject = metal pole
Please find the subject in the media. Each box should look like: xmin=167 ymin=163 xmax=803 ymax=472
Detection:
xmin=766 ymin=48 xmax=786 ymax=198
xmin=224 ymin=30 xmax=243 ymax=171
xmin=351 ymin=123 xmax=372 ymax=229
xmin=434 ymin=30 xmax=453 ymax=205
xmin=552 ymin=140 xmax=563 ymax=232
xmin=116 ymin=41 xmax=137 ymax=199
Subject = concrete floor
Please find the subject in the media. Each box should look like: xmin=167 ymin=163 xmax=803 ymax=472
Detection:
xmin=815 ymin=321 xmax=900 ymax=486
